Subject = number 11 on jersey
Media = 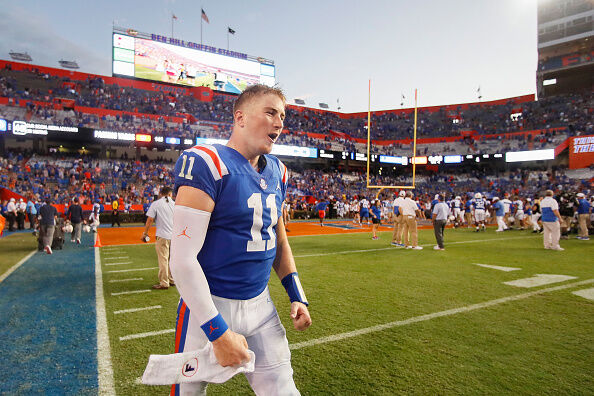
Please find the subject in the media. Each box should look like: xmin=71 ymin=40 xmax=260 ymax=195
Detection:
xmin=247 ymin=193 xmax=278 ymax=252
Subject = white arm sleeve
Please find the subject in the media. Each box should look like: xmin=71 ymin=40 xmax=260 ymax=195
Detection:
xmin=169 ymin=205 xmax=219 ymax=327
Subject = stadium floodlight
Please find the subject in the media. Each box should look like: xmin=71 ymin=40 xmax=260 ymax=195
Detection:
xmin=366 ymin=81 xmax=417 ymax=190
xmin=294 ymin=99 xmax=305 ymax=105
xmin=9 ymin=51 xmax=32 ymax=62
xmin=59 ymin=60 xmax=80 ymax=69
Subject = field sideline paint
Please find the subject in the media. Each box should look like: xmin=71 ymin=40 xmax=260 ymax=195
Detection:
xmin=111 ymin=289 xmax=151 ymax=296
xmin=474 ymin=264 xmax=521 ymax=272
xmin=504 ymin=274 xmax=577 ymax=288
xmin=106 ymin=267 xmax=158 ymax=273
xmin=0 ymin=250 xmax=35 ymax=284
xmin=120 ymin=328 xmax=175 ymax=341
xmin=114 ymin=305 xmax=162 ymax=315
xmin=109 ymin=277 xmax=143 ymax=283
xmin=572 ymin=288 xmax=594 ymax=301
xmin=289 ymin=279 xmax=594 ymax=350
xmin=95 ymin=236 xmax=116 ymax=395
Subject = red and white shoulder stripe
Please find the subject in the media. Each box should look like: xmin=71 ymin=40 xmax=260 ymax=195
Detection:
xmin=186 ymin=144 xmax=229 ymax=181
xmin=278 ymin=159 xmax=288 ymax=184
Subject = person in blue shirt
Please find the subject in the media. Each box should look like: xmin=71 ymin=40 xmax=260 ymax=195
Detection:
xmin=492 ymin=197 xmax=508 ymax=232
xmin=576 ymin=192 xmax=591 ymax=240
xmin=464 ymin=198 xmax=473 ymax=228
xmin=26 ymin=198 xmax=37 ymax=230
xmin=316 ymin=198 xmax=329 ymax=227
xmin=168 ymin=85 xmax=311 ymax=395
xmin=370 ymin=200 xmax=382 ymax=240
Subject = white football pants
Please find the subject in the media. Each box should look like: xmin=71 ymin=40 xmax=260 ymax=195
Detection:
xmin=171 ymin=287 xmax=299 ymax=396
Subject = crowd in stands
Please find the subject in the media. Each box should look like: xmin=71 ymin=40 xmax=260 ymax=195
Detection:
xmin=1 ymin=64 xmax=592 ymax=158
xmin=2 ymin=147 xmax=591 ymax=226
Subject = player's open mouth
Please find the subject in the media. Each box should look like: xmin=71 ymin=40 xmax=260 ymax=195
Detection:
xmin=268 ymin=133 xmax=279 ymax=143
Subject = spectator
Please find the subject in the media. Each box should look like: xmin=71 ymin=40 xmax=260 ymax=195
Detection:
xmin=38 ymin=197 xmax=58 ymax=254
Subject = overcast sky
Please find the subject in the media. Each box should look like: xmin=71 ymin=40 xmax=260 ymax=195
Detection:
xmin=0 ymin=0 xmax=538 ymax=113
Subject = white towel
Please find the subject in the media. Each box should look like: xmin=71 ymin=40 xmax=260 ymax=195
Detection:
xmin=142 ymin=343 xmax=255 ymax=385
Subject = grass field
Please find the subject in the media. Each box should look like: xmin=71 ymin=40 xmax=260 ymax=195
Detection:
xmin=0 ymin=232 xmax=37 ymax=278
xmin=98 ymin=226 xmax=594 ymax=395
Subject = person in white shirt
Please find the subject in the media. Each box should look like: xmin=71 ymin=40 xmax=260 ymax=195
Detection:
xmin=142 ymin=187 xmax=176 ymax=289
xmin=501 ymin=193 xmax=512 ymax=227
xmin=391 ymin=191 xmax=407 ymax=247
xmin=540 ymin=190 xmax=564 ymax=251
xmin=401 ymin=191 xmax=423 ymax=250
xmin=432 ymin=194 xmax=449 ymax=250
xmin=6 ymin=198 xmax=18 ymax=231
xmin=513 ymin=196 xmax=525 ymax=230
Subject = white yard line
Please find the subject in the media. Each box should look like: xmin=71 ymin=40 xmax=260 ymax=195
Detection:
xmin=105 ymin=262 xmax=134 ymax=266
xmin=294 ymin=235 xmax=538 ymax=258
xmin=106 ymin=267 xmax=158 ymax=274
xmin=504 ymin=274 xmax=577 ymax=288
xmin=0 ymin=250 xmax=36 ymax=284
xmin=119 ymin=328 xmax=175 ymax=341
xmin=474 ymin=264 xmax=522 ymax=272
xmin=102 ymin=242 xmax=155 ymax=248
xmin=103 ymin=256 xmax=129 ymax=260
xmin=289 ymin=278 xmax=594 ymax=351
xmin=114 ymin=305 xmax=162 ymax=315
xmin=108 ymin=278 xmax=143 ymax=283
xmin=95 ymin=236 xmax=116 ymax=395
xmin=572 ymin=288 xmax=594 ymax=301
xmin=111 ymin=289 xmax=151 ymax=296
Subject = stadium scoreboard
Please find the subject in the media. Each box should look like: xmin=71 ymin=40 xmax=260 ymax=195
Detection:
xmin=112 ymin=27 xmax=275 ymax=94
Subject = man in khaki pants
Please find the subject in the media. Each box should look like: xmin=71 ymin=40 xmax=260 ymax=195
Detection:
xmin=540 ymin=190 xmax=564 ymax=251
xmin=391 ymin=190 xmax=406 ymax=247
xmin=142 ymin=187 xmax=176 ymax=289
xmin=401 ymin=191 xmax=423 ymax=250
xmin=576 ymin=193 xmax=591 ymax=240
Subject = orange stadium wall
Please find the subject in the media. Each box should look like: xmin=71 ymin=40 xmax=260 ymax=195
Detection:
xmin=569 ymin=135 xmax=594 ymax=169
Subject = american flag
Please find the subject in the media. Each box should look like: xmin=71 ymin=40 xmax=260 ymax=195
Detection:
xmin=201 ymin=9 xmax=209 ymax=23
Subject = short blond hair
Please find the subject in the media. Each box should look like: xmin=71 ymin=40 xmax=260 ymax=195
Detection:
xmin=233 ymin=84 xmax=286 ymax=113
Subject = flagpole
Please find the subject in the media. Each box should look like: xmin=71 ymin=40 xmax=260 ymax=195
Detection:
xmin=201 ymin=12 xmax=203 ymax=45
xmin=227 ymin=30 xmax=229 ymax=51
xmin=171 ymin=15 xmax=174 ymax=38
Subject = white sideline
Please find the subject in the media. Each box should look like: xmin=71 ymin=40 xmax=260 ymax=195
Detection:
xmin=109 ymin=278 xmax=143 ymax=283
xmin=114 ymin=305 xmax=162 ymax=315
xmin=95 ymin=236 xmax=116 ymax=395
xmin=111 ymin=289 xmax=151 ymax=296
xmin=289 ymin=278 xmax=594 ymax=351
xmin=106 ymin=267 xmax=158 ymax=274
xmin=294 ymin=235 xmax=538 ymax=258
xmin=120 ymin=328 xmax=175 ymax=341
xmin=0 ymin=250 xmax=36 ymax=284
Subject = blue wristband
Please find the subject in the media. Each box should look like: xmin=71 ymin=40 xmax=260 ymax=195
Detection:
xmin=281 ymin=272 xmax=309 ymax=306
xmin=200 ymin=313 xmax=229 ymax=342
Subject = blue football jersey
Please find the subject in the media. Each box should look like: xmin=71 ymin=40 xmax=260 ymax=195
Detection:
xmin=472 ymin=198 xmax=486 ymax=210
xmin=174 ymin=144 xmax=288 ymax=300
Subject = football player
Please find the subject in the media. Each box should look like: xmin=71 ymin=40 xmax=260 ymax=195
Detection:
xmin=169 ymin=85 xmax=311 ymax=395
xmin=471 ymin=192 xmax=487 ymax=232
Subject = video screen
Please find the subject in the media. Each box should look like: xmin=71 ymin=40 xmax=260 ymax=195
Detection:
xmin=113 ymin=33 xmax=275 ymax=94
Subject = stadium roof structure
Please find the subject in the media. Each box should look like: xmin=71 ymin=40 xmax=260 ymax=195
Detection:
xmin=59 ymin=60 xmax=79 ymax=69
xmin=8 ymin=51 xmax=32 ymax=62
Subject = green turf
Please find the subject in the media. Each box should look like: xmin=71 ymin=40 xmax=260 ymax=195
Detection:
xmin=100 ymin=228 xmax=594 ymax=395
xmin=0 ymin=232 xmax=38 ymax=278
